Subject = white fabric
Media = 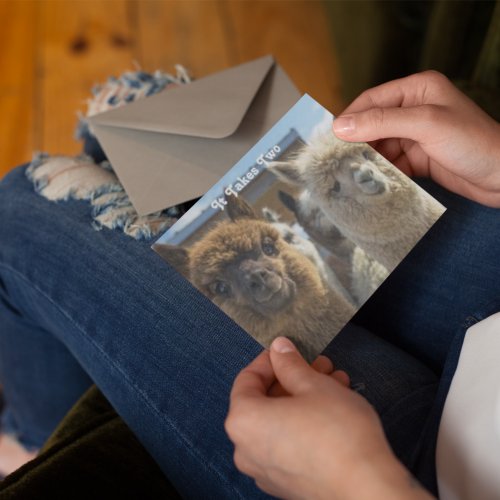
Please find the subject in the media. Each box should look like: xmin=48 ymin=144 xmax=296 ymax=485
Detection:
xmin=437 ymin=312 xmax=500 ymax=500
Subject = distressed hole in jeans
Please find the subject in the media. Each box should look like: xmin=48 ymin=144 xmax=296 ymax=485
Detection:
xmin=26 ymin=66 xmax=192 ymax=240
xmin=26 ymin=153 xmax=179 ymax=240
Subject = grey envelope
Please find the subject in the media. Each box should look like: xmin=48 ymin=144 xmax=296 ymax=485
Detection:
xmin=88 ymin=55 xmax=300 ymax=215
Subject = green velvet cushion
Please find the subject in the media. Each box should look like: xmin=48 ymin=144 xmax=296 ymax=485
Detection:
xmin=0 ymin=386 xmax=181 ymax=499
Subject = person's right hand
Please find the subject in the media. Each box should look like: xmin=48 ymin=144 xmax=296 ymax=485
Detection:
xmin=226 ymin=337 xmax=433 ymax=500
xmin=332 ymin=71 xmax=500 ymax=207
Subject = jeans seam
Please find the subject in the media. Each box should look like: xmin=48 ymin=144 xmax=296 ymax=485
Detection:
xmin=0 ymin=262 xmax=244 ymax=499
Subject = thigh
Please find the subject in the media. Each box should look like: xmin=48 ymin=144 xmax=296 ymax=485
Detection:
xmin=0 ymin=166 xmax=268 ymax=499
xmin=0 ymin=166 xmax=467 ymax=498
xmin=0 ymin=292 xmax=93 ymax=449
xmin=353 ymin=178 xmax=500 ymax=373
xmin=325 ymin=324 xmax=438 ymax=471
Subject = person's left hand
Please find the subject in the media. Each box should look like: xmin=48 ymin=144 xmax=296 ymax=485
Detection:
xmin=225 ymin=337 xmax=432 ymax=500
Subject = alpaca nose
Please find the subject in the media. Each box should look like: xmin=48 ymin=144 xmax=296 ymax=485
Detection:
xmin=246 ymin=268 xmax=270 ymax=291
xmin=354 ymin=165 xmax=384 ymax=194
xmin=354 ymin=167 xmax=374 ymax=184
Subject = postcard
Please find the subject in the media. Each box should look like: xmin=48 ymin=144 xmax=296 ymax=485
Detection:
xmin=153 ymin=94 xmax=446 ymax=362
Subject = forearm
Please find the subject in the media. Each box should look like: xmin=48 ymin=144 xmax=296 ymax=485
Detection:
xmin=324 ymin=451 xmax=434 ymax=500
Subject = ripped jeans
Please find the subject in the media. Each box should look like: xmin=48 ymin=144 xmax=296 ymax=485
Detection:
xmin=1 ymin=163 xmax=500 ymax=498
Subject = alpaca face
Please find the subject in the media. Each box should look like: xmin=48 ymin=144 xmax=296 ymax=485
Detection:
xmin=189 ymin=219 xmax=300 ymax=318
xmin=321 ymin=146 xmax=388 ymax=199
xmin=268 ymin=138 xmax=392 ymax=208
xmin=154 ymin=197 xmax=326 ymax=325
xmin=262 ymin=206 xmax=323 ymax=267
xmin=267 ymin=135 xmax=417 ymax=237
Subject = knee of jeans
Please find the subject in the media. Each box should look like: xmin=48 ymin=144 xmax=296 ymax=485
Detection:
xmin=22 ymin=153 xmax=180 ymax=240
xmin=26 ymin=152 xmax=122 ymax=202
xmin=1 ymin=66 xmax=193 ymax=242
xmin=0 ymin=165 xmax=37 ymax=232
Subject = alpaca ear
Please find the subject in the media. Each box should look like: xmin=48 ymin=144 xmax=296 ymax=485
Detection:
xmin=153 ymin=244 xmax=190 ymax=277
xmin=262 ymin=206 xmax=279 ymax=222
xmin=226 ymin=195 xmax=258 ymax=221
xmin=267 ymin=161 xmax=303 ymax=186
xmin=278 ymin=190 xmax=298 ymax=216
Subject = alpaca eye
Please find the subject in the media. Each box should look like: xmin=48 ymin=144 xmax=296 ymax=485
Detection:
xmin=362 ymin=149 xmax=375 ymax=161
xmin=262 ymin=236 xmax=277 ymax=256
xmin=210 ymin=281 xmax=231 ymax=297
xmin=330 ymin=181 xmax=341 ymax=195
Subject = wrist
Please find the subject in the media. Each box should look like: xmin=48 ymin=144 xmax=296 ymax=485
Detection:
xmin=327 ymin=450 xmax=434 ymax=500
xmin=366 ymin=454 xmax=433 ymax=500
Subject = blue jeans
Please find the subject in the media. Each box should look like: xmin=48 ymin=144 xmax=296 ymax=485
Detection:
xmin=0 ymin=164 xmax=499 ymax=498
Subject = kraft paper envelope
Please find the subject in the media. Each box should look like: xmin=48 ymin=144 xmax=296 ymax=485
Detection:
xmin=88 ymin=55 xmax=300 ymax=215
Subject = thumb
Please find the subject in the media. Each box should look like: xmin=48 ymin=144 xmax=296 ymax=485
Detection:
xmin=269 ymin=337 xmax=318 ymax=395
xmin=333 ymin=105 xmax=445 ymax=144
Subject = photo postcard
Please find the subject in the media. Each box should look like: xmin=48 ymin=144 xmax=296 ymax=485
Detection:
xmin=153 ymin=94 xmax=446 ymax=362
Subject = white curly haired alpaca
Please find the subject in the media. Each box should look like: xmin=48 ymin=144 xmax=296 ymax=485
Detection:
xmin=268 ymin=133 xmax=445 ymax=272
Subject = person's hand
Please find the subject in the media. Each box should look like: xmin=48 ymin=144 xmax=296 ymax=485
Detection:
xmin=268 ymin=350 xmax=348 ymax=397
xmin=225 ymin=337 xmax=433 ymax=500
xmin=332 ymin=71 xmax=500 ymax=207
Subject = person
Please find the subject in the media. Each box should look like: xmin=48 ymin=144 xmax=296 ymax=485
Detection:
xmin=0 ymin=70 xmax=499 ymax=498
xmin=226 ymin=71 xmax=500 ymax=499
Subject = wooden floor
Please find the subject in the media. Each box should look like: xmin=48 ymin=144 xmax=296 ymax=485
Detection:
xmin=0 ymin=0 xmax=343 ymax=178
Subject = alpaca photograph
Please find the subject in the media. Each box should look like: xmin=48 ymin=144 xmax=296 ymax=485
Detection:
xmin=267 ymin=133 xmax=447 ymax=273
xmin=153 ymin=94 xmax=446 ymax=360
xmin=155 ymin=195 xmax=355 ymax=362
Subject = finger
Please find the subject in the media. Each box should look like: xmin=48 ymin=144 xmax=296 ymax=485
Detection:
xmin=268 ymin=363 xmax=330 ymax=398
xmin=230 ymin=350 xmax=276 ymax=404
xmin=267 ymin=358 xmax=332 ymax=396
xmin=311 ymin=355 xmax=334 ymax=374
xmin=269 ymin=337 xmax=318 ymax=395
xmin=255 ymin=478 xmax=285 ymax=498
xmin=340 ymin=71 xmax=452 ymax=115
xmin=233 ymin=447 xmax=261 ymax=477
xmin=264 ymin=351 xmax=334 ymax=399
xmin=371 ymin=138 xmax=404 ymax=163
xmin=333 ymin=104 xmax=448 ymax=145
xmin=267 ymin=380 xmax=288 ymax=397
xmin=391 ymin=149 xmax=421 ymax=177
xmin=331 ymin=370 xmax=350 ymax=388
xmin=340 ymin=77 xmax=407 ymax=115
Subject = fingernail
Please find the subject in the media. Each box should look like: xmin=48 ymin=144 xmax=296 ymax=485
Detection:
xmin=272 ymin=336 xmax=296 ymax=353
xmin=333 ymin=115 xmax=355 ymax=135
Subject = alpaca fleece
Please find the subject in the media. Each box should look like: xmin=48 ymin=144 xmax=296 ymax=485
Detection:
xmin=268 ymin=133 xmax=446 ymax=272
xmin=276 ymin=189 xmax=388 ymax=306
xmin=154 ymin=196 xmax=355 ymax=361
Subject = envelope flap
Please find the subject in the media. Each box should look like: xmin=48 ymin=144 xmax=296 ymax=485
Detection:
xmin=88 ymin=55 xmax=275 ymax=139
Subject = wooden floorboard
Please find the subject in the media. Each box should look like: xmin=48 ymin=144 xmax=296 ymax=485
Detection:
xmin=0 ymin=0 xmax=342 ymax=178
xmin=39 ymin=0 xmax=137 ymax=156
xmin=0 ymin=1 xmax=37 ymax=173
xmin=224 ymin=0 xmax=343 ymax=112
xmin=136 ymin=1 xmax=233 ymax=75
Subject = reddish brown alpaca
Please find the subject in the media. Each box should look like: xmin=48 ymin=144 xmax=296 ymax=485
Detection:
xmin=154 ymin=196 xmax=355 ymax=361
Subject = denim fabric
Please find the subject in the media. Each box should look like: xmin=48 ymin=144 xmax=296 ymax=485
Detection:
xmin=352 ymin=178 xmax=500 ymax=493
xmin=0 ymin=165 xmax=499 ymax=498
xmin=354 ymin=178 xmax=500 ymax=373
